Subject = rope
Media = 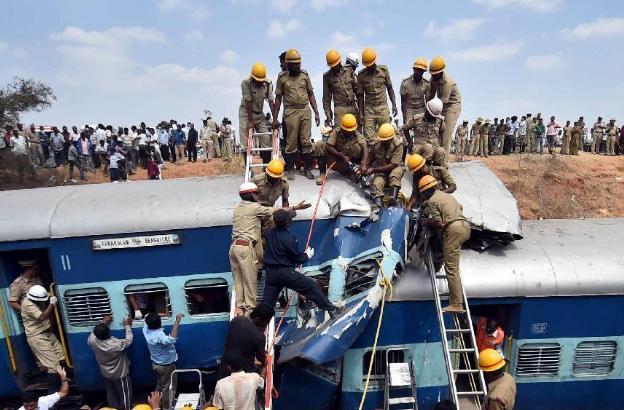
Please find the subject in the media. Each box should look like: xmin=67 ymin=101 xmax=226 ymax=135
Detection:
xmin=358 ymin=263 xmax=393 ymax=410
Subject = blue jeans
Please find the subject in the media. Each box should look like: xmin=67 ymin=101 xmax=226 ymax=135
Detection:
xmin=537 ymin=137 xmax=545 ymax=154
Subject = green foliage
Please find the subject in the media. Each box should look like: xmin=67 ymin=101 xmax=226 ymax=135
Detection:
xmin=0 ymin=77 xmax=56 ymax=125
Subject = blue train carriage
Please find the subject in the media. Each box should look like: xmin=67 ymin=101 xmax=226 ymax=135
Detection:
xmin=0 ymin=173 xmax=408 ymax=401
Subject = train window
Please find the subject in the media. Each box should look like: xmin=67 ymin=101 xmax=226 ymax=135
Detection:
xmin=124 ymin=283 xmax=171 ymax=319
xmin=345 ymin=253 xmax=382 ymax=299
xmin=573 ymin=341 xmax=617 ymax=376
xmin=515 ymin=343 xmax=561 ymax=377
xmin=184 ymin=278 xmax=229 ymax=315
xmin=361 ymin=349 xmax=405 ymax=385
xmin=63 ymin=287 xmax=112 ymax=327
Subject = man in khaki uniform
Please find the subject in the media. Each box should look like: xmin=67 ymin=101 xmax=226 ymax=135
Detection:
xmin=200 ymin=119 xmax=215 ymax=162
xmin=229 ymin=182 xmax=309 ymax=316
xmin=469 ymin=118 xmax=483 ymax=157
xmin=357 ymin=48 xmax=398 ymax=146
xmin=570 ymin=120 xmax=580 ymax=155
xmin=479 ymin=119 xmax=491 ymax=157
xmin=322 ymin=49 xmax=358 ymax=128
xmin=454 ymin=120 xmax=469 ymax=161
xmin=428 ymin=57 xmax=461 ymax=154
xmin=525 ymin=114 xmax=535 ymax=153
xmin=9 ymin=259 xmax=43 ymax=312
xmin=253 ymin=159 xmax=290 ymax=208
xmin=606 ymin=119 xmax=617 ymax=156
xmin=591 ymin=117 xmax=605 ymax=154
xmin=479 ymin=348 xmax=517 ymax=410
xmin=406 ymin=149 xmax=457 ymax=210
xmin=323 ymin=113 xmax=369 ymax=178
xmin=366 ymin=123 xmax=404 ymax=207
xmin=204 ymin=112 xmax=221 ymax=158
xmin=400 ymin=58 xmax=430 ymax=122
xmin=402 ymin=97 xmax=445 ymax=153
xmin=418 ymin=175 xmax=470 ymax=313
xmin=561 ymin=121 xmax=572 ymax=155
xmin=21 ymin=285 xmax=65 ymax=388
xmin=240 ymin=63 xmax=274 ymax=159
xmin=272 ymin=49 xmax=321 ymax=180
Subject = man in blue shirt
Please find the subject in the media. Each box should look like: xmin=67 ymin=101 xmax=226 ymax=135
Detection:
xmin=262 ymin=209 xmax=340 ymax=319
xmin=143 ymin=312 xmax=183 ymax=410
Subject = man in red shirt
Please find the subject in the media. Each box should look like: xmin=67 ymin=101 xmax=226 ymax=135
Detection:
xmin=476 ymin=317 xmax=505 ymax=353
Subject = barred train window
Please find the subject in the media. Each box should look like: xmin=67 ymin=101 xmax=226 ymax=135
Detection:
xmin=515 ymin=343 xmax=561 ymax=377
xmin=345 ymin=253 xmax=382 ymax=299
xmin=184 ymin=279 xmax=229 ymax=315
xmin=64 ymin=287 xmax=112 ymax=326
xmin=362 ymin=349 xmax=405 ymax=385
xmin=124 ymin=283 xmax=171 ymax=319
xmin=573 ymin=341 xmax=617 ymax=376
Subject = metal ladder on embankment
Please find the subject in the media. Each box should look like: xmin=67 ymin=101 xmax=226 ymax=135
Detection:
xmin=423 ymin=235 xmax=487 ymax=409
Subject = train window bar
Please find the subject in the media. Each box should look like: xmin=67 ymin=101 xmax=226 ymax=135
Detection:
xmin=184 ymin=278 xmax=230 ymax=316
xmin=515 ymin=343 xmax=561 ymax=377
xmin=362 ymin=348 xmax=405 ymax=385
xmin=124 ymin=283 xmax=172 ymax=319
xmin=573 ymin=341 xmax=617 ymax=377
xmin=64 ymin=287 xmax=112 ymax=327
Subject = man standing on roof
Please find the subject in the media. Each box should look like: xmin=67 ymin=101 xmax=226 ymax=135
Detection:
xmin=401 ymin=58 xmax=430 ymax=124
xmin=428 ymin=57 xmax=461 ymax=154
xmin=230 ymin=182 xmax=310 ymax=316
xmin=479 ymin=349 xmax=516 ymax=410
xmin=9 ymin=260 xmax=44 ymax=313
xmin=323 ymin=49 xmax=358 ymax=129
xmin=367 ymin=123 xmax=404 ymax=207
xmin=272 ymin=49 xmax=321 ymax=180
xmin=402 ymin=97 xmax=445 ymax=154
xmin=418 ymin=175 xmax=470 ymax=313
xmin=240 ymin=63 xmax=274 ymax=162
xmin=357 ymin=48 xmax=398 ymax=146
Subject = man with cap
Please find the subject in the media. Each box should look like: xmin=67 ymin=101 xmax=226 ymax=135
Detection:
xmin=428 ymin=57 xmax=461 ymax=154
xmin=400 ymin=58 xmax=431 ymax=123
xmin=479 ymin=119 xmax=490 ymax=157
xmin=272 ymin=49 xmax=321 ymax=180
xmin=9 ymin=259 xmax=44 ymax=313
xmin=203 ymin=111 xmax=221 ymax=158
xmin=366 ymin=123 xmax=404 ymax=207
xmin=253 ymin=159 xmax=289 ymax=208
xmin=606 ymin=119 xmax=618 ymax=156
xmin=402 ymin=97 xmax=445 ymax=154
xmin=21 ymin=284 xmax=66 ymax=390
xmin=230 ymin=182 xmax=310 ymax=316
xmin=240 ymin=63 xmax=274 ymax=161
xmin=454 ymin=120 xmax=469 ymax=161
xmin=469 ymin=118 xmax=482 ymax=157
xmin=357 ymin=48 xmax=398 ymax=146
xmin=418 ymin=175 xmax=470 ymax=313
xmin=406 ymin=149 xmax=456 ymax=210
xmin=322 ymin=49 xmax=358 ymax=128
xmin=322 ymin=113 xmax=369 ymax=180
xmin=479 ymin=349 xmax=517 ymax=410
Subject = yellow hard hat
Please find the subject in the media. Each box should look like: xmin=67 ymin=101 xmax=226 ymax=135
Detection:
xmin=413 ymin=57 xmax=428 ymax=71
xmin=251 ymin=62 xmax=267 ymax=81
xmin=133 ymin=405 xmax=152 ymax=410
xmin=377 ymin=123 xmax=395 ymax=140
xmin=341 ymin=113 xmax=358 ymax=132
xmin=326 ymin=49 xmax=341 ymax=67
xmin=407 ymin=154 xmax=425 ymax=172
xmin=285 ymin=49 xmax=301 ymax=63
xmin=418 ymin=175 xmax=438 ymax=193
xmin=479 ymin=348 xmax=506 ymax=372
xmin=362 ymin=48 xmax=377 ymax=67
xmin=266 ymin=159 xmax=285 ymax=178
xmin=181 ymin=406 xmax=194 ymax=410
xmin=429 ymin=56 xmax=446 ymax=74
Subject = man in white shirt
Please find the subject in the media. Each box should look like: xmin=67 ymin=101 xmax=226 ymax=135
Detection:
xmin=19 ymin=366 xmax=68 ymax=410
xmin=10 ymin=130 xmax=28 ymax=155
xmin=213 ymin=350 xmax=264 ymax=410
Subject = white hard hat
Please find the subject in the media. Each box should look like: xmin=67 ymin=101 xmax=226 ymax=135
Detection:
xmin=239 ymin=181 xmax=258 ymax=194
xmin=27 ymin=285 xmax=49 ymax=302
xmin=346 ymin=52 xmax=359 ymax=67
xmin=426 ymin=97 xmax=445 ymax=120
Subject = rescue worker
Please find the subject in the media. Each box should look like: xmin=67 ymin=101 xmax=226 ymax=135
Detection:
xmin=21 ymin=285 xmax=66 ymax=390
xmin=239 ymin=62 xmax=274 ymax=161
xmin=489 ymin=118 xmax=499 ymax=155
xmin=476 ymin=317 xmax=505 ymax=354
xmin=262 ymin=209 xmax=341 ymax=318
xmin=402 ymin=97 xmax=445 ymax=153
xmin=479 ymin=119 xmax=490 ymax=157
xmin=322 ymin=49 xmax=358 ymax=128
xmin=272 ymin=49 xmax=321 ymax=180
xmin=9 ymin=259 xmax=43 ymax=312
xmin=204 ymin=111 xmax=221 ymax=158
xmin=367 ymin=123 xmax=404 ymax=207
xmin=526 ymin=114 xmax=536 ymax=153
xmin=357 ymin=48 xmax=398 ymax=146
xmin=591 ymin=116 xmax=605 ymax=154
xmin=229 ymin=182 xmax=309 ymax=316
xmin=252 ymin=159 xmax=289 ymax=208
xmin=479 ymin=349 xmax=517 ymax=410
xmin=428 ymin=57 xmax=461 ymax=154
xmin=455 ymin=120 xmax=469 ymax=161
xmin=561 ymin=120 xmax=572 ymax=155
xmin=220 ymin=118 xmax=233 ymax=161
xmin=406 ymin=149 xmax=456 ymax=210
xmin=322 ymin=113 xmax=369 ymax=181
xmin=400 ymin=58 xmax=430 ymax=122
xmin=569 ymin=120 xmax=580 ymax=155
xmin=469 ymin=118 xmax=483 ymax=157
xmin=200 ymin=119 xmax=214 ymax=162
xmin=418 ymin=175 xmax=470 ymax=313
xmin=606 ymin=119 xmax=617 ymax=156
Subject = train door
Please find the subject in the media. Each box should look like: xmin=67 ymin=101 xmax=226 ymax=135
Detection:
xmin=0 ymin=248 xmax=73 ymax=386
xmin=470 ymin=303 xmax=521 ymax=363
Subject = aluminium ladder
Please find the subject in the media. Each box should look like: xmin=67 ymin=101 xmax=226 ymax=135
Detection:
xmin=423 ymin=232 xmax=487 ymax=409
xmin=384 ymin=348 xmax=418 ymax=410
xmin=244 ymin=128 xmax=280 ymax=182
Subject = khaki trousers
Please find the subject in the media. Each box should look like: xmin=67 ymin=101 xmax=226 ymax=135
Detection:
xmin=239 ymin=106 xmax=265 ymax=152
xmin=441 ymin=104 xmax=461 ymax=154
xmin=363 ymin=104 xmax=390 ymax=146
xmin=333 ymin=105 xmax=358 ymax=129
xmin=561 ymin=134 xmax=570 ymax=154
xmin=222 ymin=137 xmax=232 ymax=160
xmin=592 ymin=133 xmax=602 ymax=153
xmin=284 ymin=107 xmax=312 ymax=154
xmin=229 ymin=243 xmax=258 ymax=315
xmin=372 ymin=166 xmax=405 ymax=198
xmin=479 ymin=134 xmax=489 ymax=156
xmin=27 ymin=332 xmax=64 ymax=372
xmin=607 ymin=136 xmax=615 ymax=155
xmin=443 ymin=220 xmax=471 ymax=306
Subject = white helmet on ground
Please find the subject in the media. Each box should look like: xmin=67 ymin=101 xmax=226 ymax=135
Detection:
xmin=426 ymin=97 xmax=445 ymax=120
xmin=239 ymin=181 xmax=258 ymax=194
xmin=27 ymin=285 xmax=49 ymax=302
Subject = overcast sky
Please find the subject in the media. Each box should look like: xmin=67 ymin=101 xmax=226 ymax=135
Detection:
xmin=2 ymin=0 xmax=624 ymax=133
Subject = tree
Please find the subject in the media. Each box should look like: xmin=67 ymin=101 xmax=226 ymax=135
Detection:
xmin=0 ymin=77 xmax=56 ymax=125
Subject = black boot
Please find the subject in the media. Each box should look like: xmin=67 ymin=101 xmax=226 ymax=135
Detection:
xmin=316 ymin=157 xmax=327 ymax=185
xmin=387 ymin=187 xmax=400 ymax=207
xmin=391 ymin=186 xmax=400 ymax=199
xmin=284 ymin=153 xmax=295 ymax=180
xmin=304 ymin=153 xmax=314 ymax=180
